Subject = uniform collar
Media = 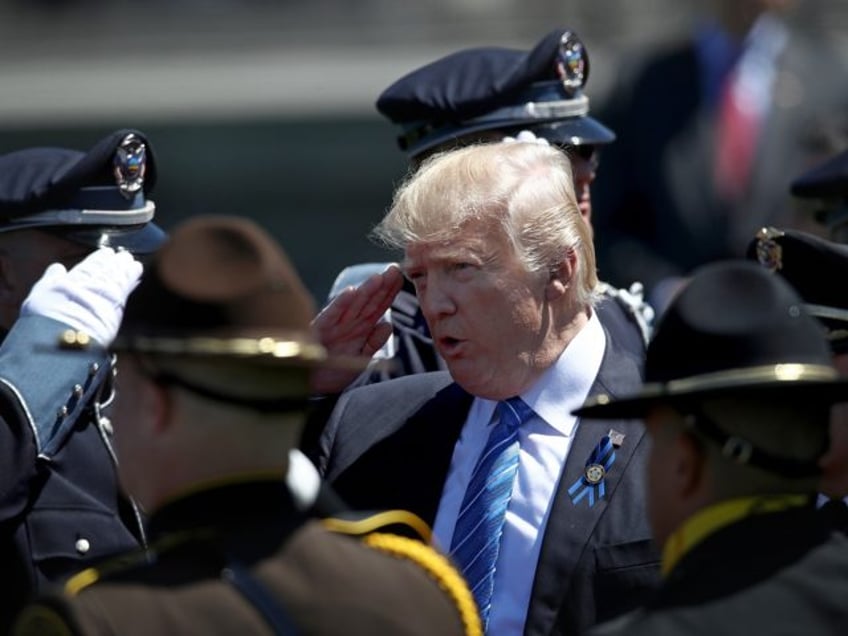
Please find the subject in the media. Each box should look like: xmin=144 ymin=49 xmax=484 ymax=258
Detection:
xmin=661 ymin=493 xmax=812 ymax=576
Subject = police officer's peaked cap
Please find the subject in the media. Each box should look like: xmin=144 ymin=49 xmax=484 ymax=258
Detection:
xmin=747 ymin=226 xmax=848 ymax=353
xmin=377 ymin=29 xmax=615 ymax=158
xmin=0 ymin=129 xmax=166 ymax=255
xmin=575 ymin=260 xmax=847 ymax=419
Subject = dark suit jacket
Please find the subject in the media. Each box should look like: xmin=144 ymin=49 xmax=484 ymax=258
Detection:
xmin=317 ymin=330 xmax=661 ymax=636
xmin=589 ymin=506 xmax=848 ymax=636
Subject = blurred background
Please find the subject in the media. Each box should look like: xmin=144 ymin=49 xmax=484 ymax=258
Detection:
xmin=1 ymin=0 xmax=846 ymax=301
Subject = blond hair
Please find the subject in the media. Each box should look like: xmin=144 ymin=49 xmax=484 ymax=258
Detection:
xmin=373 ymin=141 xmax=600 ymax=307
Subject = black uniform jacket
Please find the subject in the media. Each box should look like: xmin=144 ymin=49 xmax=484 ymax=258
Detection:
xmin=589 ymin=505 xmax=848 ymax=635
xmin=0 ymin=316 xmax=143 ymax=633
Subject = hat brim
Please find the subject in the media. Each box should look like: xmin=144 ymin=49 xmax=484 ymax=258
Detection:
xmin=57 ymin=222 xmax=168 ymax=256
xmin=407 ymin=114 xmax=613 ymax=159
xmin=56 ymin=329 xmax=377 ymax=372
xmin=524 ymin=116 xmax=616 ymax=147
xmin=573 ymin=364 xmax=848 ymax=420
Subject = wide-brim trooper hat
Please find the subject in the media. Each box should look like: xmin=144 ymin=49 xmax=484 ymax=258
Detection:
xmin=98 ymin=215 xmax=370 ymax=377
xmin=747 ymin=226 xmax=848 ymax=353
xmin=790 ymin=147 xmax=848 ymax=236
xmin=0 ymin=129 xmax=166 ymax=256
xmin=377 ymin=29 xmax=616 ymax=159
xmin=575 ymin=260 xmax=848 ymax=421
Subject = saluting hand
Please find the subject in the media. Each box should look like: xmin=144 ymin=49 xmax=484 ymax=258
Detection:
xmin=21 ymin=247 xmax=143 ymax=346
xmin=310 ymin=264 xmax=403 ymax=395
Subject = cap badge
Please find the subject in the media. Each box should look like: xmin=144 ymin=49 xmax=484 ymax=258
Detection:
xmin=568 ymin=433 xmax=617 ymax=507
xmin=755 ymin=226 xmax=785 ymax=273
xmin=556 ymin=31 xmax=587 ymax=92
xmin=113 ymin=133 xmax=146 ymax=198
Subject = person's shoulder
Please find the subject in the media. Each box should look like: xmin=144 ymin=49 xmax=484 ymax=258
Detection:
xmin=596 ymin=281 xmax=654 ymax=356
xmin=291 ymin=514 xmax=481 ymax=635
xmin=11 ymin=545 xmax=153 ymax=636
xmin=342 ymin=370 xmax=455 ymax=403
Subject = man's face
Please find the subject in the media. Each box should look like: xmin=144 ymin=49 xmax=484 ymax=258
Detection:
xmin=404 ymin=218 xmax=562 ymax=399
xmin=821 ymin=351 xmax=848 ymax=497
xmin=563 ymin=145 xmax=599 ymax=227
xmin=112 ymin=354 xmax=161 ymax=510
xmin=644 ymin=407 xmax=687 ymax=545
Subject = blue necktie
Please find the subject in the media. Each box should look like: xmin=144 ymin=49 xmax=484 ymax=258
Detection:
xmin=449 ymin=397 xmax=534 ymax=628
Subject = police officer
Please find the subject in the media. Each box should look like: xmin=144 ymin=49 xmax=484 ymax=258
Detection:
xmin=575 ymin=260 xmax=848 ymax=635
xmin=747 ymin=226 xmax=848 ymax=527
xmin=319 ymin=29 xmax=653 ymax=398
xmin=0 ymin=130 xmax=165 ymax=630
xmin=13 ymin=216 xmax=481 ymax=636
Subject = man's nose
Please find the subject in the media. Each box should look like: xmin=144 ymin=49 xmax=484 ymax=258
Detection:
xmin=418 ymin=277 xmax=456 ymax=317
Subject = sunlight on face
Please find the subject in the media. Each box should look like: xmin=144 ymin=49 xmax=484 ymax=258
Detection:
xmin=403 ymin=219 xmax=554 ymax=399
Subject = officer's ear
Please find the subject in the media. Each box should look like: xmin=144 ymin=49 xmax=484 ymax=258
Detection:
xmin=130 ymin=354 xmax=176 ymax=436
xmin=674 ymin=427 xmax=708 ymax=498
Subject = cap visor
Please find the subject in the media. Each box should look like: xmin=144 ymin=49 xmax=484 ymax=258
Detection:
xmin=529 ymin=116 xmax=616 ymax=146
xmin=60 ymin=222 xmax=168 ymax=256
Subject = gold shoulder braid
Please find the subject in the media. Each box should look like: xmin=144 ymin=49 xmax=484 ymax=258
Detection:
xmin=321 ymin=509 xmax=433 ymax=542
xmin=323 ymin=509 xmax=481 ymax=636
xmin=364 ymin=532 xmax=482 ymax=636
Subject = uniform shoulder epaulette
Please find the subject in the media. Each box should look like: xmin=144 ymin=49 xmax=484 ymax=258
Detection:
xmin=597 ymin=280 xmax=655 ymax=345
xmin=324 ymin=510 xmax=482 ymax=636
xmin=363 ymin=532 xmax=482 ymax=636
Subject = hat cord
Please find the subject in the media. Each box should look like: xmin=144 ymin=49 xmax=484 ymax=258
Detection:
xmin=682 ymin=409 xmax=823 ymax=479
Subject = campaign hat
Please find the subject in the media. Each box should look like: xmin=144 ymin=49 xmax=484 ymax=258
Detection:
xmin=575 ymin=260 xmax=847 ymax=421
xmin=104 ymin=215 xmax=368 ymax=375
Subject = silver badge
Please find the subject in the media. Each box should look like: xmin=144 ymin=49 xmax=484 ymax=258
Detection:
xmin=584 ymin=463 xmax=606 ymax=484
xmin=755 ymin=226 xmax=784 ymax=273
xmin=608 ymin=429 xmax=626 ymax=448
xmin=556 ymin=31 xmax=588 ymax=92
xmin=113 ymin=133 xmax=146 ymax=198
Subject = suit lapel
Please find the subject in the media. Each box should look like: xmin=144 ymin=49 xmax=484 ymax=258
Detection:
xmin=332 ymin=381 xmax=472 ymax=526
xmin=524 ymin=331 xmax=646 ymax=635
xmin=397 ymin=383 xmax=473 ymax=524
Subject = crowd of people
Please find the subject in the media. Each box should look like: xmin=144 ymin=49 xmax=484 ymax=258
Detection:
xmin=1 ymin=6 xmax=847 ymax=635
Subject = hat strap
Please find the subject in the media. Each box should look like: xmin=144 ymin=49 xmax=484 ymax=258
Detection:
xmin=684 ymin=409 xmax=823 ymax=478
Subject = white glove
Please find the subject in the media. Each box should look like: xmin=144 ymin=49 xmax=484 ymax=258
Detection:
xmin=21 ymin=247 xmax=143 ymax=346
xmin=501 ymin=130 xmax=550 ymax=146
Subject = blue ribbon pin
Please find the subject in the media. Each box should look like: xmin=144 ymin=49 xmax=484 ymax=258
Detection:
xmin=568 ymin=435 xmax=616 ymax=507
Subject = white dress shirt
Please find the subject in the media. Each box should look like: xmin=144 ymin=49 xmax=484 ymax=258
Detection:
xmin=432 ymin=310 xmax=606 ymax=635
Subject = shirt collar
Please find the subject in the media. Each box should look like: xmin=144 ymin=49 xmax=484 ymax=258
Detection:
xmin=477 ymin=310 xmax=606 ymax=435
